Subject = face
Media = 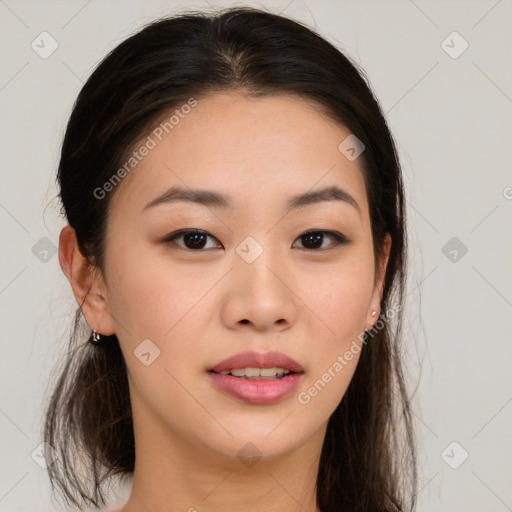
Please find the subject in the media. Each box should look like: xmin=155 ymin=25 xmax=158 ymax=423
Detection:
xmin=74 ymin=91 xmax=390 ymax=464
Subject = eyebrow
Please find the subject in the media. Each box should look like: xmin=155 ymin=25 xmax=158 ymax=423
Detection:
xmin=142 ymin=184 xmax=361 ymax=216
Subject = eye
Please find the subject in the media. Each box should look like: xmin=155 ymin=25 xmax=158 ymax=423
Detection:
xmin=163 ymin=229 xmax=221 ymax=250
xmin=162 ymin=229 xmax=349 ymax=251
xmin=292 ymin=230 xmax=349 ymax=250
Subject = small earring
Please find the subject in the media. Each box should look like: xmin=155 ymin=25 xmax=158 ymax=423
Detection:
xmin=371 ymin=310 xmax=377 ymax=316
xmin=90 ymin=329 xmax=102 ymax=346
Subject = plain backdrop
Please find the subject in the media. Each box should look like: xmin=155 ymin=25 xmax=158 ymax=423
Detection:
xmin=1 ymin=1 xmax=511 ymax=511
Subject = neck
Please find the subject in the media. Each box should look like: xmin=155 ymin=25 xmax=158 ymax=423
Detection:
xmin=117 ymin=395 xmax=325 ymax=512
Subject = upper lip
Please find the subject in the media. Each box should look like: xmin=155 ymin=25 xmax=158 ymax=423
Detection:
xmin=209 ymin=350 xmax=304 ymax=373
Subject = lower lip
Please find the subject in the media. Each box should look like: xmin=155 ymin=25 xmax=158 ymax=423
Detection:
xmin=207 ymin=371 xmax=304 ymax=404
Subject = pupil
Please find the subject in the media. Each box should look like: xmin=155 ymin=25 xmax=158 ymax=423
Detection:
xmin=185 ymin=232 xmax=206 ymax=249
xmin=302 ymin=232 xmax=323 ymax=249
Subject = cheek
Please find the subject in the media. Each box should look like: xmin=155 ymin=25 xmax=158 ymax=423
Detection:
xmin=303 ymin=257 xmax=374 ymax=342
xmin=106 ymin=251 xmax=211 ymax=418
xmin=296 ymin=256 xmax=374 ymax=404
xmin=105 ymin=239 xmax=211 ymax=341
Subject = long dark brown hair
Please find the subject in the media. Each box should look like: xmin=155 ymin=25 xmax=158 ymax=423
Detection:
xmin=43 ymin=6 xmax=418 ymax=511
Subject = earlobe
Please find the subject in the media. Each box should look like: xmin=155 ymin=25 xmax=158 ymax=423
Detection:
xmin=58 ymin=224 xmax=116 ymax=336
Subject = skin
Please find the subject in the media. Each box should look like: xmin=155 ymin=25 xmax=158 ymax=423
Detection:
xmin=59 ymin=91 xmax=391 ymax=512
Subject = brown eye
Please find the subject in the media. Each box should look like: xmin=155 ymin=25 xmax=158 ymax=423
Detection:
xmin=293 ymin=230 xmax=349 ymax=250
xmin=163 ymin=229 xmax=222 ymax=250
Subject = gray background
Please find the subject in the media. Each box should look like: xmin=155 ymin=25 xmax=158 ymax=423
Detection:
xmin=1 ymin=0 xmax=511 ymax=511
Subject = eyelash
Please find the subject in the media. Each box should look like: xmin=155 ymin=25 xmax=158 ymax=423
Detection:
xmin=162 ymin=229 xmax=350 ymax=252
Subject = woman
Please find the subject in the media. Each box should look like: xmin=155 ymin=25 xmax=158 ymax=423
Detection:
xmin=43 ymin=6 xmax=417 ymax=512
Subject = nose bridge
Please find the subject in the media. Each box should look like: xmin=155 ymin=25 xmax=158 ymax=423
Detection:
xmin=234 ymin=233 xmax=286 ymax=294
xmin=227 ymin=233 xmax=297 ymax=329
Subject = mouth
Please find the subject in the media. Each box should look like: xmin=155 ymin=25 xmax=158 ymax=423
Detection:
xmin=206 ymin=350 xmax=305 ymax=404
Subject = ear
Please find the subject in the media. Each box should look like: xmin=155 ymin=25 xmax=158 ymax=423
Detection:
xmin=58 ymin=224 xmax=116 ymax=336
xmin=365 ymin=232 xmax=392 ymax=330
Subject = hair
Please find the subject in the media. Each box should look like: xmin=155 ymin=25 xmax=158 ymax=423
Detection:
xmin=43 ymin=5 xmax=418 ymax=512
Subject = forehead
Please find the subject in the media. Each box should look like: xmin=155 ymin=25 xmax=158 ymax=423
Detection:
xmin=108 ymin=91 xmax=369 ymax=220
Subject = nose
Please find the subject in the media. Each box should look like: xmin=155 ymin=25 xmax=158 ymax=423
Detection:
xmin=220 ymin=247 xmax=298 ymax=333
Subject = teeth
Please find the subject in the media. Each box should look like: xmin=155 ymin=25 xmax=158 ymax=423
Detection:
xmin=243 ymin=367 xmax=260 ymax=378
xmin=219 ymin=367 xmax=290 ymax=379
xmin=260 ymin=367 xmax=281 ymax=377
